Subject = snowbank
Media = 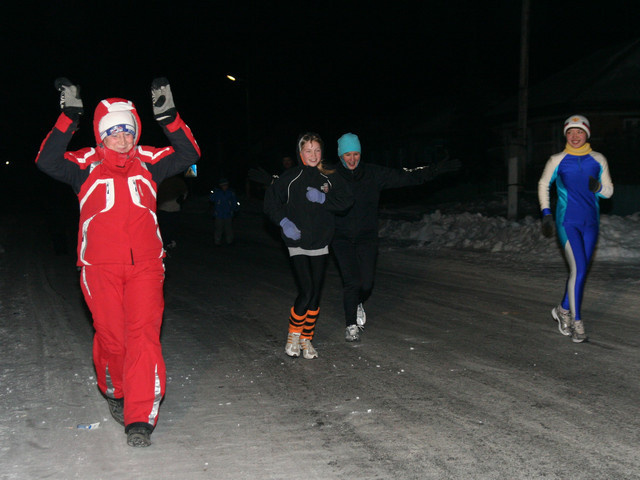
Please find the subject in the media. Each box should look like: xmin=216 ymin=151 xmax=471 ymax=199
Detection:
xmin=379 ymin=211 xmax=640 ymax=262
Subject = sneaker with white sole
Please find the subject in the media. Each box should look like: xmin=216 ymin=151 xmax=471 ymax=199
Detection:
xmin=345 ymin=324 xmax=361 ymax=342
xmin=572 ymin=320 xmax=587 ymax=343
xmin=285 ymin=332 xmax=301 ymax=357
xmin=356 ymin=303 xmax=367 ymax=326
xmin=300 ymin=338 xmax=318 ymax=359
xmin=551 ymin=305 xmax=572 ymax=336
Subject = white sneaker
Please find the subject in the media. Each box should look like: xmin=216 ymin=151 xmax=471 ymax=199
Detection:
xmin=551 ymin=305 xmax=572 ymax=336
xmin=285 ymin=332 xmax=301 ymax=357
xmin=300 ymin=338 xmax=318 ymax=359
xmin=356 ymin=303 xmax=367 ymax=326
xmin=345 ymin=324 xmax=361 ymax=342
xmin=572 ymin=321 xmax=588 ymax=343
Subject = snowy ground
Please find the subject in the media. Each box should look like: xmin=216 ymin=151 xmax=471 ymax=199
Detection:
xmin=0 ymin=194 xmax=639 ymax=480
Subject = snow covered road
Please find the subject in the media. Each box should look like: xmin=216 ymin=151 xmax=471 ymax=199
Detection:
xmin=1 ymin=198 xmax=639 ymax=480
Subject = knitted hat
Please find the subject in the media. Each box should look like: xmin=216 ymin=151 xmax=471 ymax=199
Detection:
xmin=93 ymin=98 xmax=141 ymax=146
xmin=563 ymin=115 xmax=591 ymax=138
xmin=337 ymin=133 xmax=361 ymax=157
xmin=98 ymin=111 xmax=137 ymax=140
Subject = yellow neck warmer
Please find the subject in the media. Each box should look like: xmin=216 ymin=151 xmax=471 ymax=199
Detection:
xmin=564 ymin=142 xmax=592 ymax=156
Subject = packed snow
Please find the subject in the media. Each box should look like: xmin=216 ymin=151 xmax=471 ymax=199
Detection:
xmin=378 ymin=207 xmax=640 ymax=262
xmin=1 ymin=194 xmax=639 ymax=479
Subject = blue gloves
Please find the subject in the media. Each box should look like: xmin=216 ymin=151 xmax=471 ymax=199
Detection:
xmin=279 ymin=188 xmax=324 ymax=242
xmin=541 ymin=214 xmax=555 ymax=238
xmin=306 ymin=187 xmax=326 ymax=204
xmin=588 ymin=175 xmax=601 ymax=193
xmin=280 ymin=217 xmax=301 ymax=240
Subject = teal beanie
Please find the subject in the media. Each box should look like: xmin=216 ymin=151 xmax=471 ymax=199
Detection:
xmin=337 ymin=133 xmax=361 ymax=157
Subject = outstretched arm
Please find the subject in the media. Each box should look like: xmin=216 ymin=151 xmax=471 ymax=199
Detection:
xmin=320 ymin=173 xmax=354 ymax=213
xmin=375 ymin=156 xmax=462 ymax=190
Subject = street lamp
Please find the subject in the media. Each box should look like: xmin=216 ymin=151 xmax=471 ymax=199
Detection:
xmin=226 ymin=73 xmax=251 ymax=153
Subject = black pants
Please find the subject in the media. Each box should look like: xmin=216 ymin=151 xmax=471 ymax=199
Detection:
xmin=157 ymin=210 xmax=180 ymax=246
xmin=290 ymin=254 xmax=327 ymax=316
xmin=332 ymin=237 xmax=378 ymax=326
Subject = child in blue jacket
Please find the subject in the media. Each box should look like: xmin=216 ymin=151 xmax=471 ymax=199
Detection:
xmin=209 ymin=178 xmax=239 ymax=245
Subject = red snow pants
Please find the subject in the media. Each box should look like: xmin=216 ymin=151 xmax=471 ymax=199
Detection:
xmin=80 ymin=260 xmax=166 ymax=428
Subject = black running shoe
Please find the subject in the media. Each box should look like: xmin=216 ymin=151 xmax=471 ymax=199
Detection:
xmin=106 ymin=397 xmax=125 ymax=426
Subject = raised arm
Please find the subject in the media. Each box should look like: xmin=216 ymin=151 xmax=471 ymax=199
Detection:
xmin=35 ymin=77 xmax=87 ymax=192
xmin=145 ymin=78 xmax=201 ymax=181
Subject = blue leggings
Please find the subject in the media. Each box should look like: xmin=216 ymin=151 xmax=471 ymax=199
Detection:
xmin=559 ymin=223 xmax=599 ymax=321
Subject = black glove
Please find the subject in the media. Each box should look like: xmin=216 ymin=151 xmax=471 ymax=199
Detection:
xmin=151 ymin=77 xmax=177 ymax=125
xmin=248 ymin=167 xmax=276 ymax=185
xmin=54 ymin=77 xmax=84 ymax=119
xmin=588 ymin=175 xmax=601 ymax=193
xmin=541 ymin=214 xmax=555 ymax=238
xmin=435 ymin=158 xmax=462 ymax=175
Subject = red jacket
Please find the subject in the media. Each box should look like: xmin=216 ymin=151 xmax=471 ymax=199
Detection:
xmin=36 ymin=98 xmax=200 ymax=266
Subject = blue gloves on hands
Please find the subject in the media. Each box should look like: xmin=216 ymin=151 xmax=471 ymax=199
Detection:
xmin=306 ymin=187 xmax=326 ymax=204
xmin=280 ymin=217 xmax=301 ymax=240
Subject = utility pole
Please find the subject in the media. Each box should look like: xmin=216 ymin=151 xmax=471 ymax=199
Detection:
xmin=508 ymin=0 xmax=530 ymax=219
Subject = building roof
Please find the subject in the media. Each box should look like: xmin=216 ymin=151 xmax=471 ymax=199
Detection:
xmin=489 ymin=38 xmax=640 ymax=119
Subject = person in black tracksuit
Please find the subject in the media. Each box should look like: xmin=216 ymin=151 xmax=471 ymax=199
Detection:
xmin=332 ymin=133 xmax=460 ymax=342
xmin=264 ymin=132 xmax=353 ymax=359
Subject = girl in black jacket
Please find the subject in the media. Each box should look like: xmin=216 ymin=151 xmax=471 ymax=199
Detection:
xmin=264 ymin=132 xmax=353 ymax=358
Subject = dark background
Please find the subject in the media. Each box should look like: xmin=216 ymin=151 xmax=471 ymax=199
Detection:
xmin=2 ymin=0 xmax=638 ymax=201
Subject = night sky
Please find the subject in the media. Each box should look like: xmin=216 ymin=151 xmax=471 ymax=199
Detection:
xmin=2 ymin=0 xmax=638 ymax=190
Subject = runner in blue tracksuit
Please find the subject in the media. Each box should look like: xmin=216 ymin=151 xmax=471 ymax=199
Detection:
xmin=538 ymin=115 xmax=613 ymax=343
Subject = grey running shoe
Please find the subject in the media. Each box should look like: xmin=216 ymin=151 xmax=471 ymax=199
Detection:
xmin=356 ymin=303 xmax=367 ymax=326
xmin=551 ymin=305 xmax=572 ymax=336
xmin=126 ymin=425 xmax=152 ymax=447
xmin=300 ymin=338 xmax=318 ymax=359
xmin=572 ymin=321 xmax=587 ymax=343
xmin=106 ymin=397 xmax=125 ymax=426
xmin=345 ymin=324 xmax=361 ymax=342
xmin=285 ymin=332 xmax=301 ymax=357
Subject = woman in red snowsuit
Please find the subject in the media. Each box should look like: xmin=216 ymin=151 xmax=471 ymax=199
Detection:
xmin=35 ymin=77 xmax=200 ymax=447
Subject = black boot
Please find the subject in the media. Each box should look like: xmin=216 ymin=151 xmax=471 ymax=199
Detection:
xmin=106 ymin=397 xmax=125 ymax=426
xmin=125 ymin=423 xmax=153 ymax=447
